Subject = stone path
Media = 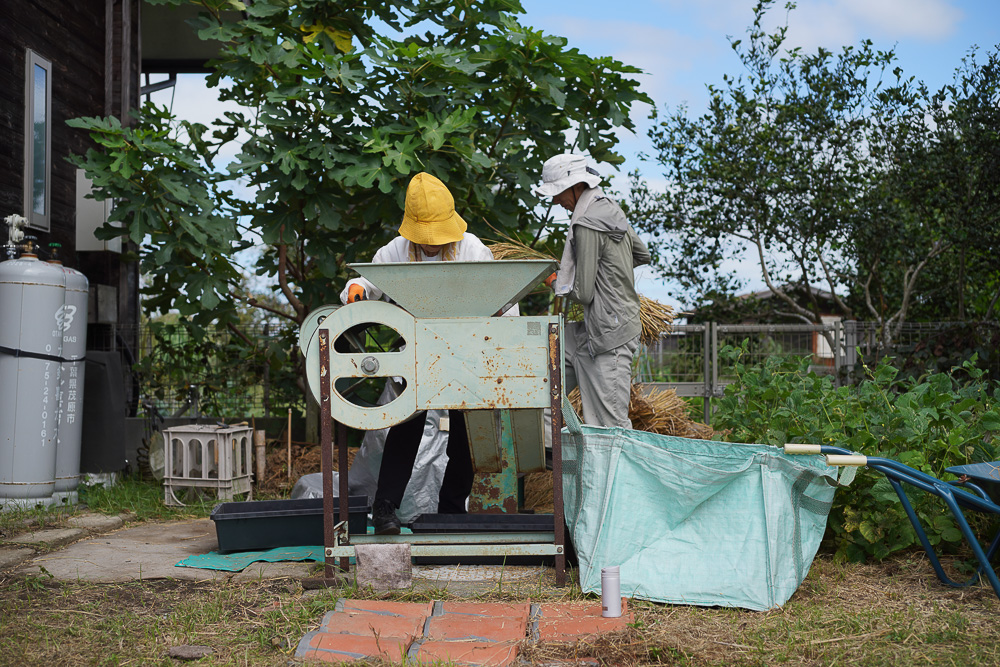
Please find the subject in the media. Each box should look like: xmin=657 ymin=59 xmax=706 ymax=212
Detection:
xmin=2 ymin=516 xmax=318 ymax=582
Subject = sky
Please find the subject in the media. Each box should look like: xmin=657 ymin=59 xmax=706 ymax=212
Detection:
xmin=153 ymin=0 xmax=1000 ymax=311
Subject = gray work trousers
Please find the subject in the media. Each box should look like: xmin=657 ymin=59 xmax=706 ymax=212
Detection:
xmin=564 ymin=321 xmax=639 ymax=429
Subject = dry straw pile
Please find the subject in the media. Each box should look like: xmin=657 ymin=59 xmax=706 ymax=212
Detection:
xmin=568 ymin=385 xmax=714 ymax=440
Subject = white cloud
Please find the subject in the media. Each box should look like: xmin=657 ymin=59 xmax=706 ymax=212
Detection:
xmin=760 ymin=0 xmax=964 ymax=52
xmin=841 ymin=0 xmax=963 ymax=40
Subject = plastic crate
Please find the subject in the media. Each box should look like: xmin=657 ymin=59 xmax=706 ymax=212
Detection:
xmin=163 ymin=424 xmax=253 ymax=506
xmin=210 ymin=497 xmax=369 ymax=553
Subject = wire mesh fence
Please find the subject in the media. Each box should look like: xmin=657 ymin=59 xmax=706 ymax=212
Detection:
xmin=636 ymin=320 xmax=1000 ymax=422
xmin=714 ymin=323 xmax=839 ymax=383
xmin=635 ymin=324 xmax=710 ymax=394
xmin=636 ymin=323 xmax=840 ymax=385
xmin=88 ymin=320 xmax=301 ymax=419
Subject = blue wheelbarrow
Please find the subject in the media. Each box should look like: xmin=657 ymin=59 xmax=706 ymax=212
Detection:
xmin=785 ymin=444 xmax=1000 ymax=600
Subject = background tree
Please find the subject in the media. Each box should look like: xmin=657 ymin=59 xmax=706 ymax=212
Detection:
xmin=69 ymin=0 xmax=650 ymax=405
xmin=634 ymin=0 xmax=920 ymax=337
xmin=851 ymin=47 xmax=1000 ymax=329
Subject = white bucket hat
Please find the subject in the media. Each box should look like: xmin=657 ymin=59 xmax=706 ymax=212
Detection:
xmin=534 ymin=153 xmax=602 ymax=197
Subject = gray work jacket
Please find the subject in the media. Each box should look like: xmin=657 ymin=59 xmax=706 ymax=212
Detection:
xmin=566 ymin=196 xmax=651 ymax=356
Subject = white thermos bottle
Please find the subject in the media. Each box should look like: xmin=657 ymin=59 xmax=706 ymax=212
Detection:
xmin=601 ymin=565 xmax=621 ymax=617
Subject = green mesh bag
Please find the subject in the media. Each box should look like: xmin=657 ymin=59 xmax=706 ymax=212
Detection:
xmin=560 ymin=401 xmax=851 ymax=611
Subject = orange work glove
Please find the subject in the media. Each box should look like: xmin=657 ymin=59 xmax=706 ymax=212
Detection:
xmin=544 ymin=272 xmax=557 ymax=289
xmin=347 ymin=284 xmax=366 ymax=303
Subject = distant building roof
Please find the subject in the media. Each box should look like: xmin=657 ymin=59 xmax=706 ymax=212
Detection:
xmin=737 ymin=285 xmax=838 ymax=302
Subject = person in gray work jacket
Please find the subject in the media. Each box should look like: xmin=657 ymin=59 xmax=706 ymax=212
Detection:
xmin=536 ymin=153 xmax=651 ymax=428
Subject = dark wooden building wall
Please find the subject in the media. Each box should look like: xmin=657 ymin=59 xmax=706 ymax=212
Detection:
xmin=0 ymin=0 xmax=140 ymax=335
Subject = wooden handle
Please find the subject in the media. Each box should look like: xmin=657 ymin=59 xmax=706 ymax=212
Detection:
xmin=784 ymin=443 xmax=822 ymax=455
xmin=825 ymin=454 xmax=868 ymax=467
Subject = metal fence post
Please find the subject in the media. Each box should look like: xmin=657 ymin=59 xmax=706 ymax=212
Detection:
xmin=843 ymin=320 xmax=858 ymax=372
xmin=708 ymin=322 xmax=718 ymax=424
xmin=833 ymin=320 xmax=842 ymax=387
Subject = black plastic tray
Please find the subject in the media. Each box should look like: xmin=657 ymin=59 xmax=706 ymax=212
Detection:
xmin=210 ymin=497 xmax=369 ymax=553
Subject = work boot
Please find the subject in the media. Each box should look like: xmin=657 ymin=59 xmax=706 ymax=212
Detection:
xmin=372 ymin=499 xmax=401 ymax=535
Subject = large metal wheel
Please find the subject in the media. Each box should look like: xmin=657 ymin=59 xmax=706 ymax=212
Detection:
xmin=304 ymin=300 xmax=418 ymax=430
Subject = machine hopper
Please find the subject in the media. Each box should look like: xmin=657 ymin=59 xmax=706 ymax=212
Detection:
xmin=348 ymin=259 xmax=557 ymax=318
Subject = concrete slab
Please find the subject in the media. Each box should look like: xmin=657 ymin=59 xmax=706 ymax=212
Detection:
xmin=5 ymin=527 xmax=84 ymax=549
xmin=5 ymin=514 xmax=566 ymax=592
xmin=66 ymin=513 xmax=127 ymax=532
xmin=0 ymin=547 xmax=35 ymax=571
xmin=18 ymin=519 xmax=225 ymax=582
xmin=232 ymin=561 xmax=317 ymax=582
xmin=411 ymin=564 xmax=555 ymax=597
xmin=355 ymin=543 xmax=411 ymax=591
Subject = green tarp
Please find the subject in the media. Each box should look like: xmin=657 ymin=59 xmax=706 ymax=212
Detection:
xmin=176 ymin=545 xmax=324 ymax=572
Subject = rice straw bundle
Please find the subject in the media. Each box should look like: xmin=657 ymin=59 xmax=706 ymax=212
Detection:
xmin=638 ymin=295 xmax=674 ymax=344
xmin=627 ymin=384 xmax=715 ymax=439
xmin=522 ymin=471 xmax=554 ymax=514
xmin=487 ymin=240 xmax=553 ymax=261
xmin=486 ymin=235 xmax=674 ymax=341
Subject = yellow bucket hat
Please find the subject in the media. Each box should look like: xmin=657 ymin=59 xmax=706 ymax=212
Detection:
xmin=398 ymin=172 xmax=467 ymax=245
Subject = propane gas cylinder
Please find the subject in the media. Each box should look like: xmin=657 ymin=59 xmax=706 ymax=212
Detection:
xmin=0 ymin=248 xmax=67 ymax=506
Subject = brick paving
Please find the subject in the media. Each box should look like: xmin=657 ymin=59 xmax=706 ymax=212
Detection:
xmin=532 ymin=600 xmax=634 ymax=642
xmin=294 ymin=597 xmax=633 ymax=665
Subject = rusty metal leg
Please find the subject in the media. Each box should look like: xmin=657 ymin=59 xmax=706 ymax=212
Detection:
xmin=318 ymin=330 xmax=336 ymax=580
xmin=549 ymin=322 xmax=566 ymax=587
xmin=470 ymin=410 xmax=519 ymax=514
xmin=337 ymin=420 xmax=350 ymax=572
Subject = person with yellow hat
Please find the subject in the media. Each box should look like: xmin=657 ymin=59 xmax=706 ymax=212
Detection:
xmin=340 ymin=171 xmax=517 ymax=534
xmin=535 ymin=154 xmax=650 ymax=429
xmin=340 ymin=172 xmax=496 ymax=302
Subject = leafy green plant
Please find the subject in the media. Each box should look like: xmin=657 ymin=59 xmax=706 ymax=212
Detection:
xmin=712 ymin=342 xmax=1000 ymax=561
xmin=137 ymin=318 xmax=300 ymax=418
xmin=23 ymin=567 xmax=54 ymax=593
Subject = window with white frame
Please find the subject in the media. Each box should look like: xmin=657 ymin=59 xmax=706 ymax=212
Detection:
xmin=24 ymin=49 xmax=52 ymax=232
